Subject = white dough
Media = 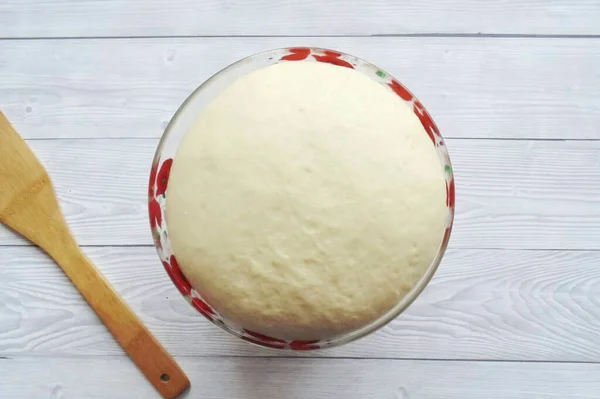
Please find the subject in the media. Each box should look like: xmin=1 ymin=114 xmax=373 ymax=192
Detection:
xmin=166 ymin=61 xmax=447 ymax=340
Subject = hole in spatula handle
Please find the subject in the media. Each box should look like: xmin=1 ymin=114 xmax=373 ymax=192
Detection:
xmin=160 ymin=373 xmax=171 ymax=383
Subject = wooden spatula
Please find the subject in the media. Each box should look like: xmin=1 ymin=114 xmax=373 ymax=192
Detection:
xmin=0 ymin=112 xmax=190 ymax=398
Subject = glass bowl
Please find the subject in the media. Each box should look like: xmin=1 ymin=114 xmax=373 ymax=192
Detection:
xmin=148 ymin=47 xmax=455 ymax=350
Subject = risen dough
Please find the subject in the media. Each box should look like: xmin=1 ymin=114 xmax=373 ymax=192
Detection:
xmin=167 ymin=61 xmax=447 ymax=340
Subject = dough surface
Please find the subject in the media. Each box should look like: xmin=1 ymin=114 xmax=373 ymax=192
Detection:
xmin=167 ymin=61 xmax=447 ymax=340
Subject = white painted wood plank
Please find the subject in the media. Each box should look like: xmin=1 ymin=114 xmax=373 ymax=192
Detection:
xmin=2 ymin=0 xmax=600 ymax=37
xmin=1 ymin=357 xmax=599 ymax=399
xmin=1 ymin=247 xmax=599 ymax=361
xmin=1 ymin=138 xmax=598 ymax=250
xmin=1 ymin=37 xmax=599 ymax=140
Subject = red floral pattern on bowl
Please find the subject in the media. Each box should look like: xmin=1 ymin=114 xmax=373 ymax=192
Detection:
xmin=149 ymin=47 xmax=455 ymax=350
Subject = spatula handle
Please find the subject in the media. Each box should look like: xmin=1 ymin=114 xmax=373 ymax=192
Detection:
xmin=0 ymin=111 xmax=188 ymax=397
xmin=55 ymin=247 xmax=190 ymax=398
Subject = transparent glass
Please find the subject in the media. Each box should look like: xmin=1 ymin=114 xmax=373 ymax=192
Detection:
xmin=148 ymin=47 xmax=455 ymax=350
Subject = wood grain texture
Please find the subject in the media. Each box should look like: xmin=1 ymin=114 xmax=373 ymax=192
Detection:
xmin=1 ymin=37 xmax=599 ymax=140
xmin=2 ymin=0 xmax=600 ymax=37
xmin=1 ymin=246 xmax=599 ymax=361
xmin=0 ymin=114 xmax=189 ymax=398
xmin=3 ymin=1 xmax=598 ymax=395
xmin=0 ymin=138 xmax=598 ymax=250
xmin=2 ymin=357 xmax=600 ymax=399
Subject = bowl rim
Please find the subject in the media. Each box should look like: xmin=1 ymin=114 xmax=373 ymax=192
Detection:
xmin=148 ymin=46 xmax=455 ymax=351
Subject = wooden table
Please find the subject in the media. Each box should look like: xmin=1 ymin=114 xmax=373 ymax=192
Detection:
xmin=1 ymin=1 xmax=599 ymax=398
